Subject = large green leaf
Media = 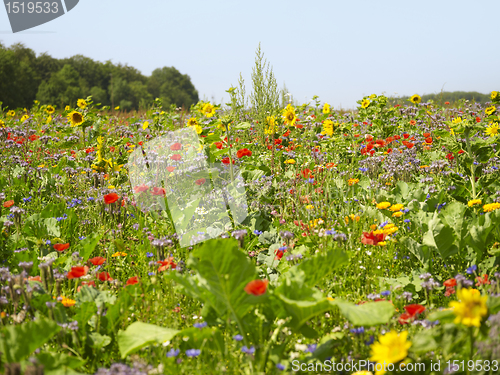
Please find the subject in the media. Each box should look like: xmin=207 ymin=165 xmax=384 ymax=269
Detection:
xmin=422 ymin=215 xmax=458 ymax=259
xmin=401 ymin=237 xmax=431 ymax=266
xmin=295 ymin=247 xmax=348 ymax=287
xmin=78 ymin=233 xmax=101 ymax=261
xmin=0 ymin=319 xmax=60 ymax=363
xmin=335 ymin=300 xmax=394 ymax=326
xmin=117 ymin=322 xmax=179 ymax=358
xmin=36 ymin=352 xmax=85 ymax=373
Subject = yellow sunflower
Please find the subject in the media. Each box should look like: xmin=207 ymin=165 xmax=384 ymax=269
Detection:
xmin=77 ymin=99 xmax=87 ymax=109
xmin=265 ymin=116 xmax=276 ymax=135
xmin=187 ymin=118 xmax=198 ymax=127
xmin=282 ymin=104 xmax=297 ymax=126
xmin=491 ymin=91 xmax=498 ymax=101
xmin=323 ymin=103 xmax=331 ymax=114
xmin=361 ymin=99 xmax=370 ymax=109
xmin=322 ymin=119 xmax=334 ymax=137
xmin=410 ymin=94 xmax=421 ymax=104
xmin=449 ymin=288 xmax=488 ymax=327
xmin=67 ymin=111 xmax=84 ymax=127
xmin=7 ymin=110 xmax=15 ymax=117
xmin=485 ymin=122 xmax=499 ymax=137
xmin=370 ymin=331 xmax=411 ymax=375
xmin=0 ymin=120 xmax=5 ymax=128
xmin=21 ymin=114 xmax=29 ymax=122
xmin=46 ymin=105 xmax=55 ymax=114
xmin=202 ymin=103 xmax=216 ymax=118
xmin=485 ymin=106 xmax=497 ymax=116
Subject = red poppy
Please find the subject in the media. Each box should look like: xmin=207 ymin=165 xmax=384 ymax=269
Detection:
xmin=151 ymin=187 xmax=166 ymax=196
xmin=195 ymin=178 xmax=206 ymax=186
xmin=458 ymin=150 xmax=465 ymax=155
xmin=361 ymin=231 xmax=385 ymax=246
xmin=222 ymin=157 xmax=234 ymax=165
xmin=387 ymin=148 xmax=393 ymax=154
xmin=274 ymin=139 xmax=282 ymax=145
xmin=3 ymin=200 xmax=14 ymax=208
xmin=126 ymin=276 xmax=140 ymax=286
xmin=170 ymin=154 xmax=182 ymax=161
xmin=404 ymin=304 xmax=425 ymax=317
xmin=81 ymin=281 xmax=96 ymax=288
xmin=405 ymin=142 xmax=414 ymax=149
xmin=443 ymin=278 xmax=456 ymax=287
xmin=67 ymin=266 xmax=88 ymax=279
xmin=283 ymin=130 xmax=290 ymax=137
xmin=446 ymin=153 xmax=454 ymax=161
xmin=476 ymin=117 xmax=481 ymax=123
xmin=444 ymin=286 xmax=456 ymax=297
xmin=394 ymin=135 xmax=401 ymax=140
xmin=54 ymin=243 xmax=70 ymax=252
xmin=170 ymin=142 xmax=182 ymax=151
xmin=104 ymin=193 xmax=119 ymax=204
xmin=409 ymin=120 xmax=416 ymax=126
xmin=445 ymin=101 xmax=450 ymax=105
xmin=215 ymin=141 xmax=223 ymax=149
xmin=403 ymin=134 xmax=409 ymax=139
xmin=158 ymin=258 xmax=177 ymax=272
xmin=398 ymin=312 xmax=413 ymax=325
xmin=167 ymin=166 xmax=176 ymax=172
xmin=425 ymin=137 xmax=433 ymax=144
xmin=134 ymin=184 xmax=149 ymax=193
xmin=300 ymin=168 xmax=313 ymax=179
xmin=89 ymin=257 xmax=106 ymax=266
xmin=476 ymin=274 xmax=490 ymax=286
xmin=97 ymin=272 xmax=113 ymax=282
xmin=423 ymin=132 xmax=431 ymax=138
xmin=236 ymin=148 xmax=252 ymax=158
xmin=244 ymin=279 xmax=268 ymax=296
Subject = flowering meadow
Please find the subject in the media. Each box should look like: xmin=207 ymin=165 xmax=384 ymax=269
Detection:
xmin=0 ymin=89 xmax=500 ymax=375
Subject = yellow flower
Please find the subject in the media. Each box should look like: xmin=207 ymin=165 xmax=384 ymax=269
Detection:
xmin=202 ymin=102 xmax=216 ymax=117
xmin=370 ymin=331 xmax=411 ymax=375
xmin=46 ymin=115 xmax=52 ymax=124
xmin=67 ymin=111 xmax=84 ymax=127
xmin=115 ymin=106 xmax=120 ymax=110
xmin=305 ymin=205 xmax=314 ymax=210
xmin=322 ymin=119 xmax=334 ymax=137
xmin=492 ymin=91 xmax=498 ymax=100
xmin=376 ymin=202 xmax=391 ymax=210
xmin=0 ymin=120 xmax=4 ymax=128
xmin=192 ymin=124 xmax=202 ymax=134
xmin=377 ymin=241 xmax=387 ymax=246
xmin=353 ymin=372 xmax=373 ymax=375
xmin=410 ymin=94 xmax=421 ymax=104
xmin=142 ymin=121 xmax=149 ymax=130
xmin=361 ymin=99 xmax=370 ymax=109
xmin=485 ymin=122 xmax=499 ymax=137
xmin=483 ymin=202 xmax=500 ymax=212
xmin=348 ymin=178 xmax=359 ymax=186
xmin=46 ymin=105 xmax=55 ymax=114
xmin=449 ymin=288 xmax=488 ymax=327
xmin=187 ymin=118 xmax=198 ymax=127
xmin=392 ymin=211 xmax=403 ymax=218
xmin=282 ymin=104 xmax=297 ymax=126
xmin=451 ymin=117 xmax=462 ymax=124
xmin=323 ymin=103 xmax=331 ymax=114
xmin=284 ymin=159 xmax=296 ymax=164
xmin=345 ymin=214 xmax=360 ymax=224
xmin=21 ymin=114 xmax=29 ymax=122
xmin=61 ymin=296 xmax=76 ymax=307
xmin=112 ymin=252 xmax=127 ymax=257
xmin=485 ymin=106 xmax=496 ymax=116
xmin=468 ymin=199 xmax=482 ymax=207
xmin=65 ymin=105 xmax=70 ymax=111
xmin=264 ymin=116 xmax=276 ymax=135
xmin=7 ymin=110 xmax=15 ymax=117
xmin=77 ymin=99 xmax=87 ymax=109
xmin=389 ymin=204 xmax=404 ymax=212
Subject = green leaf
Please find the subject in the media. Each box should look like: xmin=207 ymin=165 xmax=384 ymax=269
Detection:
xmin=73 ymin=301 xmax=97 ymax=329
xmin=117 ymin=322 xmax=179 ymax=358
xmin=89 ymin=332 xmax=111 ymax=350
xmin=422 ymin=215 xmax=458 ymax=259
xmin=427 ymin=309 xmax=455 ymax=323
xmin=36 ymin=352 xmax=85 ymax=372
xmin=401 ymin=237 xmax=431 ymax=266
xmin=79 ymin=233 xmax=101 ymax=261
xmin=335 ymin=300 xmax=394 ymax=326
xmin=411 ymin=330 xmax=439 ymax=353
xmin=0 ymin=319 xmax=60 ymax=363
xmin=296 ymin=247 xmax=348 ymax=287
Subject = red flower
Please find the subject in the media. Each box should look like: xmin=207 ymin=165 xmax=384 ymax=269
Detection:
xmin=446 ymin=153 xmax=454 ymax=161
xmin=300 ymin=168 xmax=313 ymax=179
xmin=444 ymin=286 xmax=456 ymax=297
xmin=361 ymin=231 xmax=385 ymax=246
xmin=67 ymin=266 xmax=88 ymax=279
xmin=274 ymin=139 xmax=282 ymax=145
xmin=81 ymin=281 xmax=96 ymax=288
xmin=475 ymin=274 xmax=490 ymax=286
xmin=134 ymin=184 xmax=149 ymax=193
xmin=195 ymin=178 xmax=206 ymax=186
xmin=404 ymin=304 xmax=425 ymax=317
xmin=170 ymin=142 xmax=182 ymax=151
xmin=126 ymin=276 xmax=140 ymax=286
xmin=423 ymin=132 xmax=431 ymax=138
xmin=403 ymin=133 xmax=409 ymax=139
xmin=54 ymin=243 xmax=70 ymax=252
xmin=97 ymin=272 xmax=113 ymax=282
xmin=398 ymin=312 xmax=412 ymax=325
xmin=445 ymin=101 xmax=450 ymax=105
xmin=476 ymin=117 xmax=481 ymax=123
xmin=425 ymin=137 xmax=433 ymax=144
xmin=89 ymin=257 xmax=106 ymax=266
xmin=244 ymin=279 xmax=268 ymax=296
xmin=104 ymin=193 xmax=119 ymax=204
xmin=167 ymin=166 xmax=176 ymax=172
xmin=215 ymin=141 xmax=223 ymax=149
xmin=3 ymin=200 xmax=14 ymax=208
xmin=458 ymin=150 xmax=465 ymax=155
xmin=406 ymin=142 xmax=414 ymax=149
xmin=222 ymin=157 xmax=234 ymax=164
xmin=170 ymin=154 xmax=182 ymax=161
xmin=443 ymin=278 xmax=456 ymax=287
xmin=151 ymin=187 xmax=166 ymax=196
xmin=158 ymin=258 xmax=177 ymax=272
xmin=236 ymin=148 xmax=252 ymax=158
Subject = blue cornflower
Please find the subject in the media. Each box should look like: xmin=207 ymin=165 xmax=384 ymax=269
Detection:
xmin=22 ymin=197 xmax=32 ymax=203
xmin=193 ymin=322 xmax=207 ymax=329
xmin=381 ymin=290 xmax=391 ymax=297
xmin=253 ymin=230 xmax=263 ymax=235
xmin=426 ymin=193 xmax=431 ymax=199
xmin=466 ymin=265 xmax=477 ymax=274
xmin=241 ymin=346 xmax=255 ymax=355
xmin=148 ymin=272 xmax=155 ymax=276
xmin=233 ymin=334 xmax=243 ymax=341
xmin=306 ymin=344 xmax=317 ymax=353
xmin=380 ymin=221 xmax=388 ymax=228
xmin=403 ymin=219 xmax=411 ymax=223
xmin=350 ymin=327 xmax=365 ymax=335
xmin=276 ymin=363 xmax=285 ymax=370
xmin=79 ymin=236 xmax=86 ymax=240
xmin=45 ymin=240 xmax=51 ymax=245
xmin=146 ymin=252 xmax=154 ymax=258
xmin=185 ymin=349 xmax=201 ymax=357
xmin=365 ymin=336 xmax=374 ymax=346
xmin=166 ymin=348 xmax=180 ymax=357
xmin=359 ymin=167 xmax=368 ymax=172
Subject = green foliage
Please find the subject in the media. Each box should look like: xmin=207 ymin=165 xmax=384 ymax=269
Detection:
xmin=117 ymin=322 xmax=179 ymax=358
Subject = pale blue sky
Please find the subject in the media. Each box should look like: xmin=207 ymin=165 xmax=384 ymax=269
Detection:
xmin=1 ymin=0 xmax=499 ymax=108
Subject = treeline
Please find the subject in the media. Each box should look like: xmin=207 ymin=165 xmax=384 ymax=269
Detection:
xmin=391 ymin=91 xmax=492 ymax=106
xmin=0 ymin=42 xmax=199 ymax=111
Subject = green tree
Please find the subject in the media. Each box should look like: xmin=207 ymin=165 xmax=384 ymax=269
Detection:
xmin=147 ymin=67 xmax=199 ymax=108
xmin=36 ymin=64 xmax=84 ymax=108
